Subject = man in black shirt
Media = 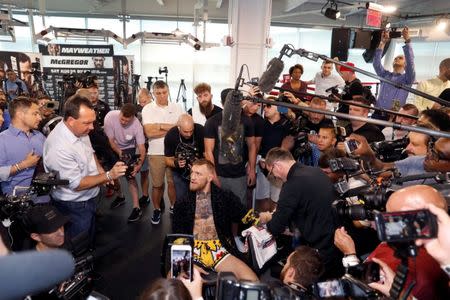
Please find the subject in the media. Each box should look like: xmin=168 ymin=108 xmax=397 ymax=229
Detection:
xmin=256 ymin=99 xmax=291 ymax=211
xmin=165 ymin=114 xmax=204 ymax=203
xmin=260 ymin=148 xmax=342 ymax=279
xmin=345 ymin=97 xmax=385 ymax=143
xmin=204 ymin=89 xmax=256 ymax=206
xmin=304 ymin=97 xmax=334 ymax=138
xmin=188 ymin=82 xmax=222 ymax=126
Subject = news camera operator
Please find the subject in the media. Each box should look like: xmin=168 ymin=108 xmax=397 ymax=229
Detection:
xmin=104 ymin=103 xmax=147 ymax=223
xmin=164 ymin=114 xmax=204 ymax=204
xmin=37 ymin=95 xmax=59 ymax=133
xmin=43 ymin=95 xmax=127 ymax=247
xmin=259 ymin=147 xmax=342 ymax=279
xmin=334 ymin=185 xmax=449 ymax=299
xmin=0 ymin=96 xmax=45 ymax=202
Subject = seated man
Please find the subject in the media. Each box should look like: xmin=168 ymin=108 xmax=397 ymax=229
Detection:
xmin=172 ymin=159 xmax=258 ymax=281
xmin=334 ymin=185 xmax=449 ymax=299
xmin=24 ymin=205 xmax=69 ymax=252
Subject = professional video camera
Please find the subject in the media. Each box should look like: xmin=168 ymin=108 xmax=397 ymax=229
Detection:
xmin=371 ymin=137 xmax=409 ymax=162
xmin=281 ymin=114 xmax=314 ymax=161
xmin=175 ymin=142 xmax=199 ymax=180
xmin=62 ymin=71 xmax=97 ymax=89
xmin=0 ymin=171 xmax=69 ymax=221
xmin=121 ymin=152 xmax=141 ymax=180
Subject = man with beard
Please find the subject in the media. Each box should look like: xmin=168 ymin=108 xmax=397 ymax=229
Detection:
xmin=373 ymin=27 xmax=415 ymax=116
xmin=172 ymin=159 xmax=258 ymax=281
xmin=18 ymin=53 xmax=33 ymax=96
xmin=164 ymin=114 xmax=204 ymax=204
xmin=188 ymin=83 xmax=222 ymax=125
xmin=0 ymin=97 xmax=44 ymax=201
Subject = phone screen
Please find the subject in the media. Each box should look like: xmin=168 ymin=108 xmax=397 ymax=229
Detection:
xmin=317 ymin=279 xmax=345 ymax=297
xmin=376 ymin=209 xmax=437 ymax=242
xmin=170 ymin=246 xmax=192 ymax=280
xmin=345 ymin=140 xmax=359 ymax=154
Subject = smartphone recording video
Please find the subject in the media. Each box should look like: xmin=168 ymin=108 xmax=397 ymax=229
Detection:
xmin=375 ymin=209 xmax=438 ymax=243
xmin=170 ymin=244 xmax=193 ymax=281
xmin=344 ymin=139 xmax=359 ymax=154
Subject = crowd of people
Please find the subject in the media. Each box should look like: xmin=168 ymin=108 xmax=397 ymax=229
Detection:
xmin=0 ymin=26 xmax=450 ymax=299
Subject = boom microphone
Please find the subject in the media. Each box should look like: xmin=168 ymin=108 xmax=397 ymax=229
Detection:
xmin=258 ymin=57 xmax=284 ymax=93
xmin=220 ymin=89 xmax=244 ymax=164
xmin=0 ymin=249 xmax=75 ymax=299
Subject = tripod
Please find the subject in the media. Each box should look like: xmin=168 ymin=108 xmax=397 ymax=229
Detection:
xmin=144 ymin=76 xmax=163 ymax=91
xmin=159 ymin=66 xmax=171 ymax=101
xmin=176 ymin=79 xmax=187 ymax=111
xmin=131 ymin=74 xmax=141 ymax=105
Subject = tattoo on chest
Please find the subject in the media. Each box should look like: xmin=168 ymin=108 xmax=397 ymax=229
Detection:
xmin=193 ymin=192 xmax=219 ymax=240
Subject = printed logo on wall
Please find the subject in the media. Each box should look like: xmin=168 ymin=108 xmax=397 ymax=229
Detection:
xmin=38 ymin=44 xmax=117 ymax=107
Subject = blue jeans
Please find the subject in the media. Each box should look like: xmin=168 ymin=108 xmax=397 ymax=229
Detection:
xmin=173 ymin=171 xmax=189 ymax=203
xmin=51 ymin=196 xmax=97 ymax=247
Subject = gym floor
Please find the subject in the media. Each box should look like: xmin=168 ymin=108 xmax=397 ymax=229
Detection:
xmin=94 ymin=176 xmax=172 ymax=300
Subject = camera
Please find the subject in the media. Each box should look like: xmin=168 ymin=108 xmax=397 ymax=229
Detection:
xmin=371 ymin=137 xmax=409 ymax=162
xmin=344 ymin=139 xmax=359 ymax=154
xmin=388 ymin=28 xmax=402 ymax=39
xmin=170 ymin=244 xmax=193 ymax=281
xmin=375 ymin=209 xmax=438 ymax=243
xmin=313 ymin=274 xmax=380 ymax=299
xmin=120 ymin=153 xmax=141 ymax=180
xmin=175 ymin=142 xmax=199 ymax=180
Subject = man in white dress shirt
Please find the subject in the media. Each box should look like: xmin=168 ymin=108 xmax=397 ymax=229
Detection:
xmin=44 ymin=95 xmax=127 ymax=245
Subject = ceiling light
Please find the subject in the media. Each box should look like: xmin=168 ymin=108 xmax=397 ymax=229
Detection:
xmin=436 ymin=19 xmax=448 ymax=31
xmin=382 ymin=6 xmax=397 ymax=14
xmin=322 ymin=1 xmax=340 ymax=21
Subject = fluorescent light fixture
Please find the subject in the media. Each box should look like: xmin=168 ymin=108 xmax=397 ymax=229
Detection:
xmin=382 ymin=5 xmax=397 ymax=14
xmin=436 ymin=19 xmax=448 ymax=31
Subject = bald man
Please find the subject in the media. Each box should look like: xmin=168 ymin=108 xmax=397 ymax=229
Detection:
xmin=335 ymin=185 xmax=449 ymax=299
xmin=164 ymin=114 xmax=205 ymax=204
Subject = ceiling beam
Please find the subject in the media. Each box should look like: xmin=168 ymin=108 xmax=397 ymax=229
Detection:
xmin=284 ymin=0 xmax=308 ymax=13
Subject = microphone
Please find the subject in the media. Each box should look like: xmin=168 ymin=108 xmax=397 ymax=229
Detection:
xmin=220 ymin=89 xmax=244 ymax=164
xmin=258 ymin=57 xmax=284 ymax=94
xmin=325 ymin=85 xmax=339 ymax=93
xmin=0 ymin=249 xmax=75 ymax=300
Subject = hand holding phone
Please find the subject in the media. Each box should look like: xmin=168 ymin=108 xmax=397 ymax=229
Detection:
xmin=344 ymin=139 xmax=359 ymax=154
xmin=170 ymin=244 xmax=193 ymax=281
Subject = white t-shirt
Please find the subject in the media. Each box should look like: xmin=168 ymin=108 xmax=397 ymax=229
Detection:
xmin=312 ymin=72 xmax=346 ymax=96
xmin=141 ymin=101 xmax=183 ymax=155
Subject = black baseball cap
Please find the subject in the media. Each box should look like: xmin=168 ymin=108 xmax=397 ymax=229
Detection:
xmin=25 ymin=205 xmax=70 ymax=234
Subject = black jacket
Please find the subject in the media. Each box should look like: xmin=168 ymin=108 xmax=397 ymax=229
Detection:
xmin=267 ymin=163 xmax=340 ymax=270
xmin=172 ymin=184 xmax=249 ymax=260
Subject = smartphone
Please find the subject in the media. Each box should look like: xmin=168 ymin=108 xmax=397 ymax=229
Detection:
xmin=170 ymin=244 xmax=193 ymax=281
xmin=344 ymin=139 xmax=359 ymax=154
xmin=348 ymin=261 xmax=380 ymax=283
xmin=315 ymin=279 xmax=346 ymax=298
xmin=375 ymin=209 xmax=438 ymax=243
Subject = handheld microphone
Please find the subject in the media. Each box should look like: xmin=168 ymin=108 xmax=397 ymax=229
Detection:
xmin=258 ymin=58 xmax=284 ymax=94
xmin=220 ymin=89 xmax=244 ymax=164
xmin=0 ymin=249 xmax=75 ymax=300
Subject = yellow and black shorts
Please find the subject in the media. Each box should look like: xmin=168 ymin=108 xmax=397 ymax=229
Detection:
xmin=193 ymin=239 xmax=230 ymax=270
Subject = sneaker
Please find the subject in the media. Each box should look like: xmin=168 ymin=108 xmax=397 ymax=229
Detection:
xmin=139 ymin=195 xmax=150 ymax=207
xmin=169 ymin=206 xmax=174 ymax=215
xmin=128 ymin=207 xmax=142 ymax=223
xmin=151 ymin=209 xmax=161 ymax=225
xmin=110 ymin=196 xmax=125 ymax=209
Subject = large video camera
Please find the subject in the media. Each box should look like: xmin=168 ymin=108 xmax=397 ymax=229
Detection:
xmin=0 ymin=171 xmax=69 ymax=221
xmin=371 ymin=137 xmax=409 ymax=162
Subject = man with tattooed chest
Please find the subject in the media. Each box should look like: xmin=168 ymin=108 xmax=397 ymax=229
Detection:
xmin=172 ymin=159 xmax=258 ymax=281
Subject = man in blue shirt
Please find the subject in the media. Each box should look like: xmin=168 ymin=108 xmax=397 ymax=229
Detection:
xmin=3 ymin=70 xmax=28 ymax=101
xmin=373 ymin=27 xmax=415 ymax=116
xmin=0 ymin=97 xmax=44 ymax=198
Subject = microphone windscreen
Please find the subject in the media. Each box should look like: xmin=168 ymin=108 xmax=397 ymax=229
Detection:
xmin=221 ymin=90 xmax=242 ymax=136
xmin=0 ymin=249 xmax=75 ymax=300
xmin=258 ymin=58 xmax=284 ymax=93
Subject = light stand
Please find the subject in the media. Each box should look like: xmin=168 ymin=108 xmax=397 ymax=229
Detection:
xmin=176 ymin=79 xmax=188 ymax=111
xmin=159 ymin=66 xmax=170 ymax=101
xmin=144 ymin=76 xmax=163 ymax=91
